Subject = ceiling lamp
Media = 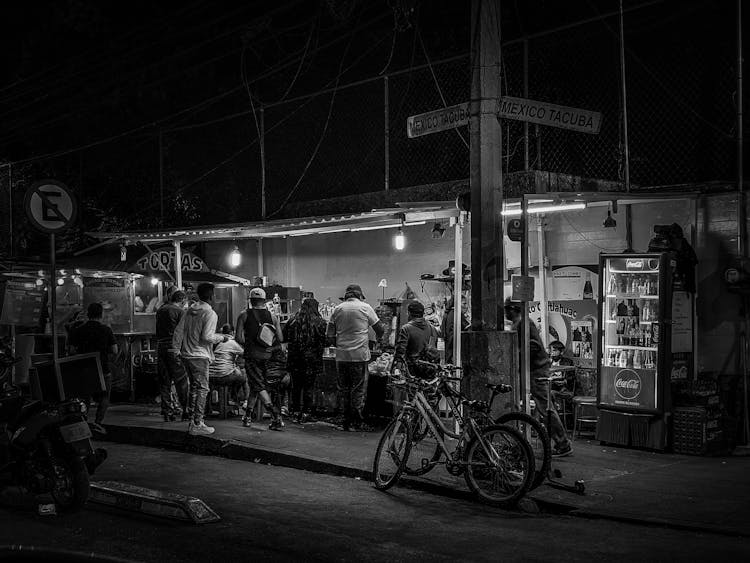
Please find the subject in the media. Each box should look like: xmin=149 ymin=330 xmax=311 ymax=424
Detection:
xmin=603 ymin=201 xmax=617 ymax=228
xmin=230 ymin=245 xmax=241 ymax=267
xmin=501 ymin=202 xmax=587 ymax=216
xmin=394 ymin=228 xmax=406 ymax=250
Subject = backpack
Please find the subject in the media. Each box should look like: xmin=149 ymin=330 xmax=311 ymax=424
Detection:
xmin=244 ymin=308 xmax=276 ymax=348
xmin=411 ymin=322 xmax=440 ymax=378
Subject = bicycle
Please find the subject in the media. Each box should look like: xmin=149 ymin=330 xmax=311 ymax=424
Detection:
xmin=398 ymin=360 xmax=551 ymax=491
xmin=372 ymin=363 xmax=535 ymax=507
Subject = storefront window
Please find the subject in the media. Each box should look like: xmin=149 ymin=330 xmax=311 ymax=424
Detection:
xmin=133 ymin=277 xmax=163 ymax=315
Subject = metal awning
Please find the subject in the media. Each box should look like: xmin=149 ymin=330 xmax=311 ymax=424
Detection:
xmin=84 ymin=202 xmax=462 ymax=245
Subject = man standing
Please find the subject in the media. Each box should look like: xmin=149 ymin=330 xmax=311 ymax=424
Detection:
xmin=327 ymin=284 xmax=384 ymax=432
xmin=235 ymin=287 xmax=285 ymax=430
xmin=504 ymin=298 xmax=572 ymax=458
xmin=68 ymin=302 xmax=118 ymax=435
xmin=392 ymin=301 xmax=438 ymax=379
xmin=156 ymin=290 xmax=189 ymax=422
xmin=173 ymin=283 xmax=229 ymax=436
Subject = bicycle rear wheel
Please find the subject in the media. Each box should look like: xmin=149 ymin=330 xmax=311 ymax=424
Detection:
xmin=495 ymin=412 xmax=551 ymax=490
xmin=464 ymin=424 xmax=534 ymax=507
xmin=372 ymin=416 xmax=412 ymax=490
xmin=403 ymin=410 xmax=442 ymax=476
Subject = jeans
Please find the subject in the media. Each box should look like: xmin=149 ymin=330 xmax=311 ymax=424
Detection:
xmin=158 ymin=346 xmax=189 ymax=416
xmin=290 ymin=359 xmax=321 ymax=414
xmin=531 ymin=377 xmax=570 ymax=448
xmin=183 ymin=357 xmax=210 ymax=424
xmin=210 ymin=367 xmax=250 ymax=404
xmin=336 ymin=361 xmax=368 ymax=429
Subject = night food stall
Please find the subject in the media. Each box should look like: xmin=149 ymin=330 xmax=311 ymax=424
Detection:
xmin=70 ymin=244 xmax=252 ymax=399
xmin=82 ymin=203 xmax=469 ymax=418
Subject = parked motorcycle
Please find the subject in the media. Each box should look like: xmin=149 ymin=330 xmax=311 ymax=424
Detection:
xmin=0 ymin=337 xmax=107 ymax=512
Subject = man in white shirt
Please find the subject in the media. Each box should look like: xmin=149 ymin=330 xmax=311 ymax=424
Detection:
xmin=327 ymin=284 xmax=384 ymax=431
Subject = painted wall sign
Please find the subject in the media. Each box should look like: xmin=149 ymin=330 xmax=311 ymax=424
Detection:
xmin=498 ymin=96 xmax=602 ymax=134
xmin=136 ymin=250 xmax=207 ymax=273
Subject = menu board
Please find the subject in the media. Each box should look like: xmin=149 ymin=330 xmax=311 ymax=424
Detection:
xmin=0 ymin=281 xmax=45 ymax=327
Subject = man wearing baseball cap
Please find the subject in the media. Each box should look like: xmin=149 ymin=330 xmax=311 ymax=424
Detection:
xmin=327 ymin=284 xmax=384 ymax=431
xmin=235 ymin=287 xmax=285 ymax=430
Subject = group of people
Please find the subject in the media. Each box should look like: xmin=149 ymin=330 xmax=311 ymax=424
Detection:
xmin=67 ymin=280 xmax=574 ymax=457
xmin=156 ymin=282 xmax=384 ymax=436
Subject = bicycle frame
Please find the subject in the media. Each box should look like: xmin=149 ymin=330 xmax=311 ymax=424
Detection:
xmin=402 ymin=385 xmax=499 ymax=468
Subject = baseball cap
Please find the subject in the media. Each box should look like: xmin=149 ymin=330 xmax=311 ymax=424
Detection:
xmin=249 ymin=287 xmax=267 ymax=300
xmin=344 ymin=284 xmax=365 ymax=299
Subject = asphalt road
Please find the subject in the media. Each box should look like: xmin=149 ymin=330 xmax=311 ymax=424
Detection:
xmin=0 ymin=443 xmax=747 ymax=562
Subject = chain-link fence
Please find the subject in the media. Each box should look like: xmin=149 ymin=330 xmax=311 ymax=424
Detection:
xmin=5 ymin=0 xmax=736 ymax=234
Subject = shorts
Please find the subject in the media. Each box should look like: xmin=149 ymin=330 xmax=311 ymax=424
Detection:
xmin=244 ymin=356 xmax=268 ymax=393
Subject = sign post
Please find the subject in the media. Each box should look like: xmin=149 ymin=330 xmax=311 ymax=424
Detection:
xmin=24 ymin=180 xmax=78 ymax=360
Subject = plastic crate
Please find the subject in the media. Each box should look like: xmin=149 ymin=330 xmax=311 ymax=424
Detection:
xmin=672 ymin=406 xmax=725 ymax=455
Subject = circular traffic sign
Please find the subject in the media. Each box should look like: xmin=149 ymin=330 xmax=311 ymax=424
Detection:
xmin=24 ymin=179 xmax=78 ymax=233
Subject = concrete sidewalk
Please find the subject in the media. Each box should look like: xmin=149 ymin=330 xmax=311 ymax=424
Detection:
xmin=99 ymin=404 xmax=750 ymax=537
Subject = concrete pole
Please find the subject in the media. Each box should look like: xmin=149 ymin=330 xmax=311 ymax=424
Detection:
xmin=173 ymin=240 xmax=183 ymax=290
xmin=453 ymin=212 xmax=465 ymax=367
xmin=384 ymin=76 xmax=390 ymax=192
xmin=470 ymin=0 xmax=504 ymax=330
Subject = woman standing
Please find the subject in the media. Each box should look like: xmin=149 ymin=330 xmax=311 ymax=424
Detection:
xmin=283 ymin=298 xmax=327 ymax=423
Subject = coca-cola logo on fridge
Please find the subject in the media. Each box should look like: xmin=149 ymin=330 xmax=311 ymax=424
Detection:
xmin=614 ymin=369 xmax=641 ymax=400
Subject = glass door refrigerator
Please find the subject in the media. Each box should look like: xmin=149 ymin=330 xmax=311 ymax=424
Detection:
xmin=597 ymin=253 xmax=673 ymax=449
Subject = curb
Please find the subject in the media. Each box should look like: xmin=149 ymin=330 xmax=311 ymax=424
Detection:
xmin=101 ymin=423 xmax=749 ymax=537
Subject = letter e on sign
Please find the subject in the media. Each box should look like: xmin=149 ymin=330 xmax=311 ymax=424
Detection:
xmin=24 ymin=180 xmax=78 ymax=233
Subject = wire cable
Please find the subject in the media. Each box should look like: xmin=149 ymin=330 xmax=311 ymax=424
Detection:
xmin=416 ymin=26 xmax=469 ymax=149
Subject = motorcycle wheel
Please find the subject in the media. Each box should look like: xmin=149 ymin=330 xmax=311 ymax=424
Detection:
xmin=51 ymin=458 xmax=90 ymax=512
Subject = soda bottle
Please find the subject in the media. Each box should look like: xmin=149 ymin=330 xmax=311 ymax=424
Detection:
xmin=583 ymin=273 xmax=594 ymax=300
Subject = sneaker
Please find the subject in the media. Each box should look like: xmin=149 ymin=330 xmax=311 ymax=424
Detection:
xmin=552 ymin=442 xmax=573 ymax=458
xmin=268 ymin=419 xmax=284 ymax=431
xmin=300 ymin=413 xmax=318 ymax=424
xmin=336 ymin=424 xmax=353 ymax=432
xmin=89 ymin=422 xmax=107 ymax=436
xmin=189 ymin=421 xmax=215 ymax=436
xmin=242 ymin=416 xmax=252 ymax=428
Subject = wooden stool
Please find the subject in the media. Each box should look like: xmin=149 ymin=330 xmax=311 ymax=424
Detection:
xmin=207 ymin=381 xmax=230 ymax=420
xmin=572 ymin=396 xmax=598 ymax=439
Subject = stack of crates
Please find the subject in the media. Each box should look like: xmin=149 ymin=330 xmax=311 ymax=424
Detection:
xmin=672 ymin=406 xmax=724 ymax=455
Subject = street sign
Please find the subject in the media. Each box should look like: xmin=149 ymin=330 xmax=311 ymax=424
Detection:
xmin=507 ymin=219 xmax=524 ymax=242
xmin=407 ymin=102 xmax=470 ymax=138
xmin=24 ymin=180 xmax=78 ymax=233
xmin=512 ymin=275 xmax=535 ymax=302
xmin=498 ymin=96 xmax=602 ymax=135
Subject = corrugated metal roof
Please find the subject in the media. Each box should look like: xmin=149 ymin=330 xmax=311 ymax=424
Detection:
xmin=85 ymin=202 xmax=461 ymax=244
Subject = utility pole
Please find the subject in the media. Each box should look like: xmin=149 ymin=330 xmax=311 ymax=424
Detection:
xmin=470 ymin=0 xmax=504 ymax=329
xmin=464 ymin=0 xmax=511 ymax=399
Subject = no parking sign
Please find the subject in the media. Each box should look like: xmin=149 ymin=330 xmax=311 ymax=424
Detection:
xmin=24 ymin=179 xmax=77 ymax=233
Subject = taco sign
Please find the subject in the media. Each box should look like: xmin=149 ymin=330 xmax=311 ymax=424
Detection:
xmin=136 ymin=250 xmax=207 ymax=272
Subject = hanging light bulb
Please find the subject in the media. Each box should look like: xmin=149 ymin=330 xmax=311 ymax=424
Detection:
xmin=150 ymin=276 xmax=159 ymax=286
xmin=230 ymin=245 xmax=241 ymax=267
xmin=57 ymin=278 xmax=65 ymax=286
xmin=394 ymin=228 xmax=406 ymax=250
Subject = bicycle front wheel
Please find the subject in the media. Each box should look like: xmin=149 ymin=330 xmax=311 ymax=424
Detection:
xmin=495 ymin=412 xmax=551 ymax=490
xmin=464 ymin=424 xmax=534 ymax=507
xmin=372 ymin=416 xmax=412 ymax=491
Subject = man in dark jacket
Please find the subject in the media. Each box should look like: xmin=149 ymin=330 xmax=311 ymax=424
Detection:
xmin=393 ymin=301 xmax=438 ymax=379
xmin=505 ymin=298 xmax=572 ymax=458
xmin=156 ymin=290 xmax=189 ymax=422
xmin=68 ymin=302 xmax=118 ymax=435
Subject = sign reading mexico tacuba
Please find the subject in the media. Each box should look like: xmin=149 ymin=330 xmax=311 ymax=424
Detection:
xmin=498 ymin=96 xmax=602 ymax=135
